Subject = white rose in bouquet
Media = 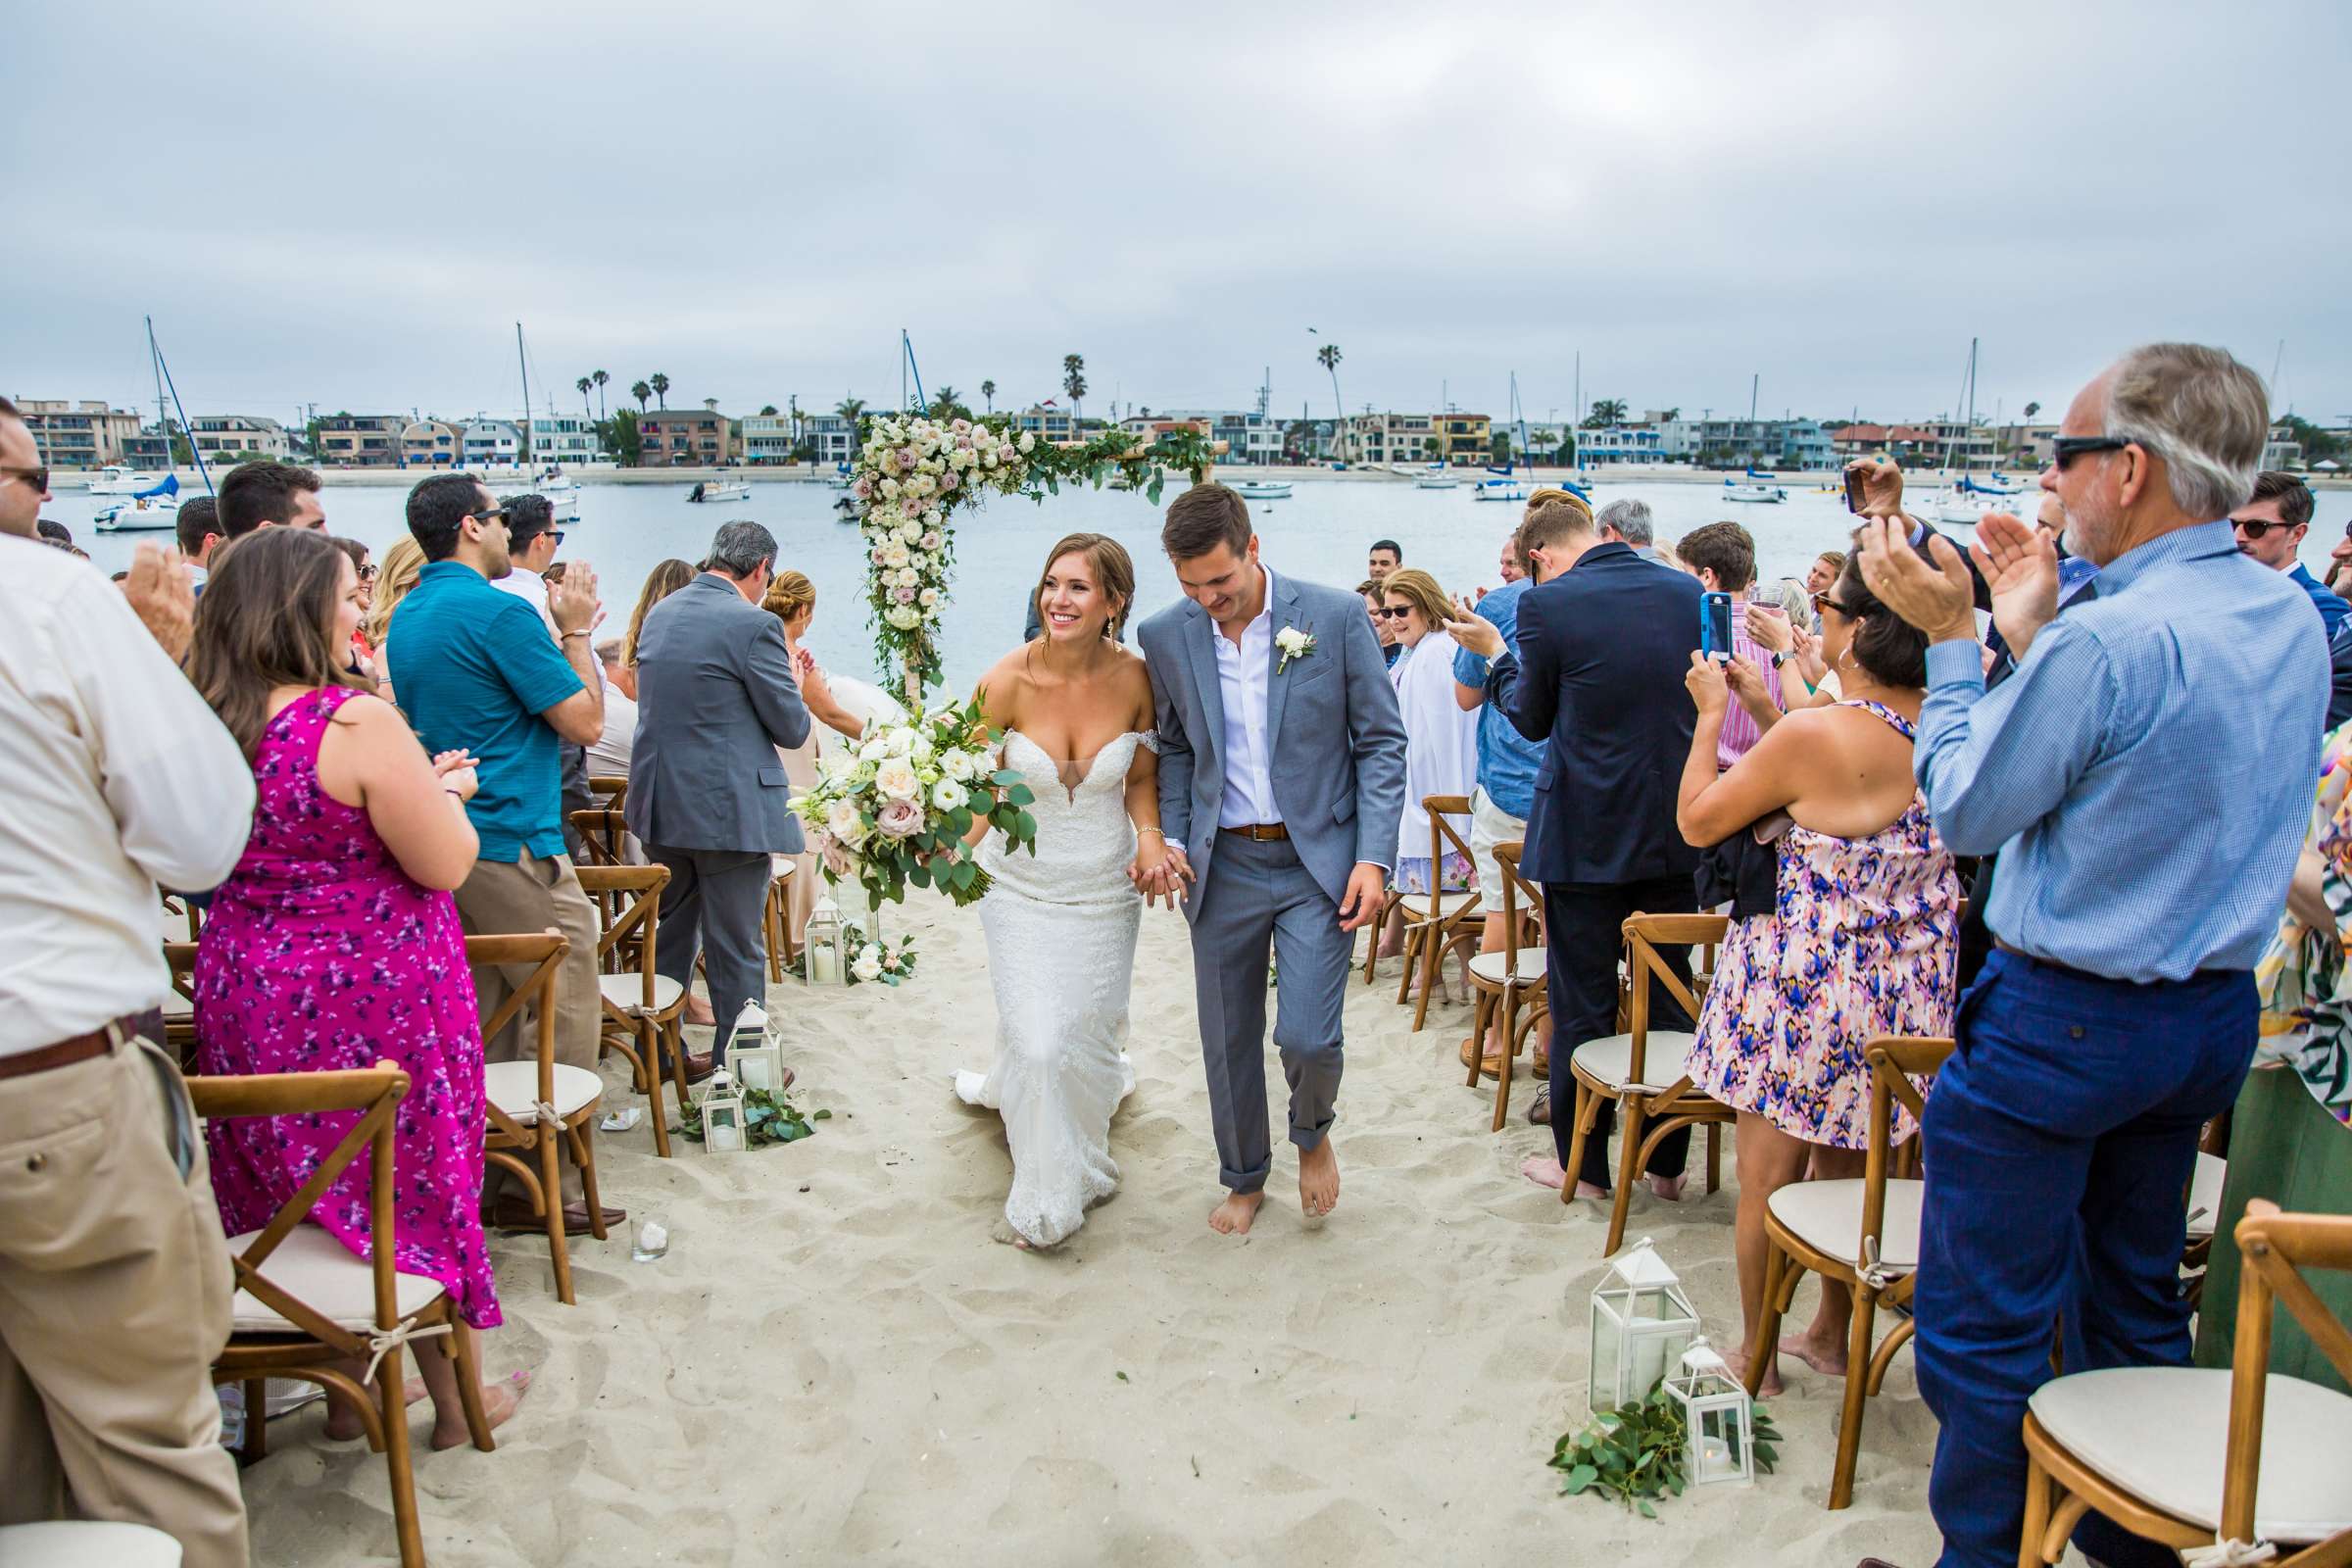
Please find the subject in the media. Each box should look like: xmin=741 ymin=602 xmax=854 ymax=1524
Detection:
xmin=932 ymin=779 xmax=968 ymax=811
xmin=874 ymin=757 xmax=921 ymax=800
xmin=883 ymin=726 xmax=916 ymax=758
xmin=880 ymin=476 xmax=902 ymax=500
xmin=1017 ymin=430 xmax=1035 ymax=452
xmin=825 ymin=798 xmax=867 ymax=846
xmin=940 ymin=748 xmax=978 ymax=781
xmin=918 ymin=587 xmax=940 ymax=608
xmin=880 ymin=540 xmax=911 ymax=570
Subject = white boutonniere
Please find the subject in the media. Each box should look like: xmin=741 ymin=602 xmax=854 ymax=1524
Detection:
xmin=1275 ymin=626 xmax=1315 ymax=673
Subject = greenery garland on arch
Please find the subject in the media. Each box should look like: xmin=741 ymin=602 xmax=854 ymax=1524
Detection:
xmin=851 ymin=413 xmax=1218 ymax=699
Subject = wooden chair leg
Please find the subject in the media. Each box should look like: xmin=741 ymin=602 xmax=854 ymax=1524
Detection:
xmin=2017 ymin=1451 xmax=2053 ymax=1568
xmin=1561 ymin=1085 xmax=1602 ymax=1206
xmin=1744 ymin=1245 xmax=1787 ymax=1396
xmin=571 ymin=1118 xmax=608 ymax=1241
xmin=1410 ymin=921 xmax=1445 ymax=1032
xmin=539 ymin=1128 xmax=574 ymax=1305
xmin=1706 ymin=1122 xmax=1722 ymax=1195
xmin=1603 ymin=1097 xmax=1644 ymax=1255
xmin=1828 ymin=1285 xmax=1877 ymax=1510
xmin=242 ymin=1377 xmax=268 ymax=1463
xmin=1490 ymin=994 xmax=1515 ymax=1134
xmin=377 ymin=1348 xmax=426 ymax=1568
xmin=666 ymin=1016 xmax=691 ymax=1122
xmin=640 ymin=1017 xmax=672 ymax=1158
xmin=447 ymin=1323 xmax=495 ymax=1452
xmin=1465 ymin=990 xmax=1494 ymax=1089
xmin=1360 ymin=915 xmax=1380 ymax=985
xmin=1393 ymin=920 xmax=1419 ymax=1006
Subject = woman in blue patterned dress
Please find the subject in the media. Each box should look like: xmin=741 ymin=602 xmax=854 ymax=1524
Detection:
xmin=1677 ymin=544 xmax=1959 ymax=1396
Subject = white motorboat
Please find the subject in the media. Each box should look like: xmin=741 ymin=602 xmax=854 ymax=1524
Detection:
xmin=89 ymin=466 xmax=162 ymax=496
xmin=1414 ymin=467 xmax=1460 ymax=489
xmin=94 ymin=493 xmax=181 ymax=531
xmin=547 ymin=489 xmax=580 ymax=521
xmin=1723 ymin=481 xmax=1788 ymax=504
xmin=1234 ymin=481 xmax=1292 ymax=500
xmin=534 ymin=468 xmax=577 ymax=496
xmin=1471 ymin=477 xmax=1529 ymax=503
xmin=688 ymin=479 xmax=751 ymax=504
xmin=1921 ymin=490 xmax=1988 ymax=527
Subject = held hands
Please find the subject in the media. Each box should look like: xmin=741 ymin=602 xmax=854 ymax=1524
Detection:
xmin=1855 ymin=515 xmax=1977 ymax=646
xmin=1685 ymin=651 xmax=1731 ymax=717
xmin=1969 ymin=511 xmax=2061 ymax=661
xmin=549 ymin=559 xmax=601 ymax=636
xmin=1444 ymin=596 xmax=1505 ymax=659
xmin=1129 ymin=839 xmax=1194 ymax=908
xmin=122 ymin=543 xmax=195 ymax=662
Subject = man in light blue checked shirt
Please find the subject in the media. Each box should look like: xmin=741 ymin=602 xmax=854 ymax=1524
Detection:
xmin=1856 ymin=344 xmax=2327 ymax=1568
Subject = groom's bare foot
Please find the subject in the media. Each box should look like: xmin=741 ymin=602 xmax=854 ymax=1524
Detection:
xmin=1298 ymin=1140 xmax=1340 ymax=1219
xmin=1208 ymin=1191 xmax=1263 ymax=1235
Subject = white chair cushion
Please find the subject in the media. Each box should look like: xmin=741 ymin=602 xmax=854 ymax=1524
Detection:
xmin=0 ymin=1521 xmax=183 ymax=1567
xmin=771 ymin=857 xmax=797 ymax=879
xmin=1569 ymin=1031 xmax=1696 ymax=1091
xmin=2185 ymin=1151 xmax=2227 ymax=1241
xmin=1468 ymin=948 xmax=1546 ymax=986
xmin=1766 ymin=1177 xmax=1924 ymax=1273
xmin=1393 ymin=891 xmax=1478 ymax=920
xmin=160 ymin=989 xmax=193 ymax=1019
xmin=223 ymin=1225 xmax=446 ymax=1336
xmin=483 ymin=1060 xmax=603 ymax=1122
xmin=2030 ymin=1367 xmax=2352 ymax=1543
xmin=599 ymin=972 xmax=684 ymax=1014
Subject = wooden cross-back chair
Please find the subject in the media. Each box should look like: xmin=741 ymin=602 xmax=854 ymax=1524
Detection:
xmin=161 ymin=938 xmax=201 ymax=1068
xmin=1560 ymin=912 xmax=1733 ymax=1253
xmin=569 ymin=807 xmax=632 ymax=871
xmin=572 ymin=864 xmax=687 ymax=1157
xmin=1360 ymin=797 xmax=1483 ymax=1004
xmin=187 ymin=1062 xmax=492 ymax=1568
xmin=587 ymin=774 xmax=627 ymax=808
xmin=1742 ymin=1035 xmax=1953 ymax=1511
xmin=470 ymin=932 xmax=604 ymax=1305
xmin=762 ymin=857 xmax=801 ymax=985
xmin=2021 ymin=1200 xmax=2352 ymax=1567
xmin=1464 ymin=840 xmax=1548 ymax=1130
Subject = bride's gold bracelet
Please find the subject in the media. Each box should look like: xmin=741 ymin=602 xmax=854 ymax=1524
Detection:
xmin=1137 ymin=827 xmax=1166 ymax=841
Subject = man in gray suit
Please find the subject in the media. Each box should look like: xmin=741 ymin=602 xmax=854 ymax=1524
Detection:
xmin=627 ymin=520 xmax=810 ymax=1075
xmin=1138 ymin=484 xmax=1407 ymax=1236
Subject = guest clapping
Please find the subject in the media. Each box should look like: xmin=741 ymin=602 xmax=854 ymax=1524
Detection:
xmin=187 ymin=527 xmax=529 ymax=1447
xmin=1675 ymin=542 xmax=1960 ymax=1396
xmin=1381 ymin=567 xmax=1480 ymax=906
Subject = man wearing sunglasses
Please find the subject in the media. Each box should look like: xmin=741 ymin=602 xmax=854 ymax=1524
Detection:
xmin=1858 ymin=344 xmax=2327 ymax=1568
xmin=0 ymin=398 xmax=50 ymax=539
xmin=490 ymin=491 xmax=566 ymax=635
xmin=2230 ymin=469 xmax=2346 ymax=639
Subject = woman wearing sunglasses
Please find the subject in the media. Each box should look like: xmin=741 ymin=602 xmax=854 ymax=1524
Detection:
xmin=1380 ymin=567 xmax=1480 ymax=927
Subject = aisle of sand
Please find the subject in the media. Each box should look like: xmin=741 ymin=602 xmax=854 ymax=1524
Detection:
xmin=240 ymin=896 xmax=1978 ymax=1566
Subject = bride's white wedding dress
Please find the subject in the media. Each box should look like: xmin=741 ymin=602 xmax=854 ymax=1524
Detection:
xmin=953 ymin=729 xmax=1149 ymax=1247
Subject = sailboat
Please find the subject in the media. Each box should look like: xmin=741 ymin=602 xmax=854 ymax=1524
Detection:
xmin=97 ymin=318 xmax=211 ymax=532
xmin=513 ymin=323 xmax=580 ymax=520
xmin=1920 ymin=339 xmax=1998 ymax=529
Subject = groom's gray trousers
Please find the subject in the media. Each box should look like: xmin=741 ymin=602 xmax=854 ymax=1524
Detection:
xmin=1190 ymin=830 xmax=1350 ymax=1195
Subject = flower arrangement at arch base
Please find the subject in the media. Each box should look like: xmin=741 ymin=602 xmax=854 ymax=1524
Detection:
xmin=852 ymin=411 xmax=1218 ymax=693
xmin=788 ymin=694 xmax=1040 ymax=920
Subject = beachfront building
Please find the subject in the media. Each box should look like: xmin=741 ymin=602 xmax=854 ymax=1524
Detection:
xmin=528 ymin=415 xmax=601 ymax=468
xmin=1913 ymin=419 xmax=2000 ymax=470
xmin=401 ymin=420 xmax=465 ymax=469
xmin=1011 ymin=404 xmax=1077 ymax=446
xmin=2264 ymin=425 xmax=2304 ymax=470
xmin=639 ymin=408 xmax=729 ymax=466
xmin=11 ymin=399 xmax=146 ymax=469
xmin=1573 ymin=424 xmax=1667 ymax=465
xmin=121 ymin=426 xmax=174 ymax=468
xmin=1119 ymin=409 xmax=1283 ymax=465
xmin=463 ymin=418 xmax=522 ymax=469
xmin=189 ymin=415 xmax=290 ymax=463
xmin=1429 ymin=413 xmax=1493 ymax=466
xmin=1348 ymin=413 xmax=1436 ymax=466
xmin=801 ymin=413 xmax=856 ymax=468
xmin=742 ymin=414 xmax=796 ymax=466
xmin=315 ymin=414 xmax=407 ymax=468
xmin=1660 ymin=416 xmax=1836 ymax=469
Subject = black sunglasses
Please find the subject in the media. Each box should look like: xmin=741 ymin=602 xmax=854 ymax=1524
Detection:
xmin=470 ymin=507 xmax=509 ymax=526
xmin=1812 ymin=590 xmax=1863 ymax=619
xmin=2051 ymin=436 xmax=2132 ymax=471
xmin=2232 ymin=516 xmax=2298 ymax=540
xmin=1375 ymin=606 xmax=1415 ymax=619
xmin=1 ymin=465 xmax=48 ymax=492
xmin=546 ymin=529 xmax=565 ymax=548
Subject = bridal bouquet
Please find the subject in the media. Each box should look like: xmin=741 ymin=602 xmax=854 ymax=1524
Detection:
xmin=789 ymin=694 xmax=1038 ymax=908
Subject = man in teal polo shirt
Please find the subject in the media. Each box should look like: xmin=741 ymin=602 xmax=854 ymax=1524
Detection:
xmin=388 ymin=472 xmax=619 ymax=1231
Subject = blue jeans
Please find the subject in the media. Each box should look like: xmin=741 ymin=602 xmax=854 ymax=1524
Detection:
xmin=1914 ymin=951 xmax=2252 ymax=1568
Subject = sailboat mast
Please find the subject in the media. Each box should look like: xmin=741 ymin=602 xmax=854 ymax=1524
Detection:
xmin=516 ymin=322 xmax=531 ymax=468
xmin=147 ymin=317 xmax=171 ymax=474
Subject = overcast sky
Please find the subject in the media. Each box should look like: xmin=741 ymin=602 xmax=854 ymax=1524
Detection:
xmin=11 ymin=1 xmax=2349 ymax=431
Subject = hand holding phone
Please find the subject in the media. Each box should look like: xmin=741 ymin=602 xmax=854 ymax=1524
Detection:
xmin=1700 ymin=591 xmax=1735 ymax=662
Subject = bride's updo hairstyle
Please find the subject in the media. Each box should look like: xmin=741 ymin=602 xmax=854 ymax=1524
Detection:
xmin=1033 ymin=532 xmax=1136 ymax=642
xmin=761 ymin=569 xmax=816 ymax=629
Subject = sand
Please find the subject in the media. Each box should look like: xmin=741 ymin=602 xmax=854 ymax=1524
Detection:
xmin=237 ymin=897 xmax=2011 ymax=1567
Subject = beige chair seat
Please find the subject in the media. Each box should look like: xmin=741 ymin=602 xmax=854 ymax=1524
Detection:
xmin=598 ymin=972 xmax=684 ymax=1015
xmin=771 ymin=857 xmax=796 ymax=878
xmin=2185 ymin=1151 xmax=2227 ymax=1241
xmin=484 ymin=1061 xmax=603 ymax=1122
xmin=1468 ymin=947 xmax=1545 ymax=986
xmin=0 ymin=1521 xmax=183 ymax=1566
xmin=1392 ymin=890 xmax=1477 ymax=920
xmin=1568 ymin=1030 xmax=1696 ymax=1091
xmin=223 ymin=1225 xmax=446 ymax=1335
xmin=160 ymin=988 xmax=193 ymax=1020
xmin=1767 ymin=1177 xmax=1924 ymax=1273
xmin=2030 ymin=1367 xmax=2352 ymax=1543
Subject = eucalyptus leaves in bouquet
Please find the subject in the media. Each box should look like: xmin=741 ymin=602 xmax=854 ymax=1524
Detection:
xmin=789 ymin=695 xmax=1038 ymax=908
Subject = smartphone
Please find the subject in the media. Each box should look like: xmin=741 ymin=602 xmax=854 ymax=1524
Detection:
xmin=1843 ymin=466 xmax=1867 ymax=514
xmin=1700 ymin=592 xmax=1735 ymax=662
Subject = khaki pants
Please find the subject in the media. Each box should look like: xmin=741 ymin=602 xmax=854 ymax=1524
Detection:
xmin=455 ymin=852 xmax=604 ymax=1205
xmin=0 ymin=1033 xmax=249 ymax=1568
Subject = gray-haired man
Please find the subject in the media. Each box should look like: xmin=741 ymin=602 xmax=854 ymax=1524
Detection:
xmin=1596 ymin=498 xmax=1666 ymax=564
xmin=627 ymin=521 xmax=810 ymax=1075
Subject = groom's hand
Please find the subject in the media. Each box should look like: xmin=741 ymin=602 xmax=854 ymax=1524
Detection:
xmin=1337 ymin=862 xmax=1389 ymax=932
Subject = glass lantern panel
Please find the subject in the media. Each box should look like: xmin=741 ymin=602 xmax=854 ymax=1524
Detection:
xmin=1588 ymin=1298 xmax=1623 ymax=1409
xmin=1692 ymin=1401 xmax=1750 ymax=1484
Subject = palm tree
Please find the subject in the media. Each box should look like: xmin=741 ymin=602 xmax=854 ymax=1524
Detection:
xmin=592 ymin=369 xmax=610 ymax=422
xmin=1587 ymin=397 xmax=1628 ymax=427
xmin=980 ymin=379 xmax=996 ymax=414
xmin=576 ymin=376 xmax=594 ymax=418
xmin=1314 ymin=343 xmax=1344 ymax=456
xmin=1061 ymin=355 xmax=1087 ymax=428
xmin=931 ymin=384 xmax=961 ymax=417
xmin=759 ymin=404 xmax=779 ymax=417
xmin=788 ymin=394 xmax=801 ymax=444
xmin=631 ymin=380 xmax=651 ymax=414
xmin=650 ymin=372 xmax=669 ymax=410
xmin=835 ymin=397 xmax=866 ymax=458
xmin=1658 ymin=407 xmax=1681 ymax=422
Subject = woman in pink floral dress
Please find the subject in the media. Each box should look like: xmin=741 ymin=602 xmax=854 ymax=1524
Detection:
xmin=189 ymin=528 xmax=528 ymax=1447
xmin=1676 ymin=545 xmax=1958 ymax=1396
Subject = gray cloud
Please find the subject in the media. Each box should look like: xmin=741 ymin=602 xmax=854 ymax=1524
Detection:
xmin=10 ymin=0 xmax=2348 ymax=427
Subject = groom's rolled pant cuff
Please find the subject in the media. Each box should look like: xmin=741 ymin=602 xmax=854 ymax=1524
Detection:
xmin=1222 ymin=1163 xmax=1271 ymax=1196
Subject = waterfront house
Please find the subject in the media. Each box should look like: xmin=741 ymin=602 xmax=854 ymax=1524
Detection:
xmin=528 ymin=415 xmax=601 ymax=468
xmin=190 ymin=415 xmax=290 ymax=463
xmin=639 ymin=408 xmax=729 ymax=466
xmin=315 ymin=414 xmax=407 ymax=468
xmin=1662 ymin=416 xmax=1837 ymax=469
xmin=401 ymin=420 xmax=465 ymax=468
xmin=1430 ymin=413 xmax=1493 ymax=466
xmin=11 ymin=399 xmax=146 ymax=469
xmin=742 ymin=415 xmax=796 ymax=466
xmin=464 ymin=418 xmax=522 ymax=469
xmin=801 ymin=413 xmax=856 ymax=468
xmin=1348 ymin=412 xmax=1437 ymax=466
xmin=1573 ymin=424 xmax=1667 ymax=466
xmin=1011 ymin=404 xmax=1077 ymax=446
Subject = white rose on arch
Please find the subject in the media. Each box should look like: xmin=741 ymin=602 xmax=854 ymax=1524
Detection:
xmin=887 ymin=605 xmax=922 ymax=630
xmin=1018 ymin=431 xmax=1036 ymax=453
xmin=918 ymin=587 xmax=939 ymax=608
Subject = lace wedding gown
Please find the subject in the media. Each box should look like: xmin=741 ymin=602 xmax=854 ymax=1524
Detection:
xmin=954 ymin=730 xmax=1148 ymax=1247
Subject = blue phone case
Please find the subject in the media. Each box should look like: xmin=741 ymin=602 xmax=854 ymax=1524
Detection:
xmin=1701 ymin=592 xmax=1734 ymax=660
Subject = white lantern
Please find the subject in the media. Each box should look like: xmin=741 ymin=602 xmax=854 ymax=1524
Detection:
xmin=725 ymin=999 xmax=783 ymax=1094
xmin=1587 ymin=1236 xmax=1699 ymax=1412
xmin=699 ymin=1069 xmax=746 ymax=1154
xmin=805 ymin=897 xmax=847 ymax=986
xmin=1664 ymin=1337 xmax=1754 ymax=1486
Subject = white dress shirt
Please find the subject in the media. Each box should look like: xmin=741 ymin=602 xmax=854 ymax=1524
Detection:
xmin=0 ymin=538 xmax=254 ymax=1054
xmin=492 ymin=566 xmax=560 ymax=636
xmin=1214 ymin=565 xmax=1283 ymax=830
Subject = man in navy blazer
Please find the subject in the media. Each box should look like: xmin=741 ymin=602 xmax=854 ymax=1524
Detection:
xmin=1449 ymin=496 xmax=1701 ymax=1198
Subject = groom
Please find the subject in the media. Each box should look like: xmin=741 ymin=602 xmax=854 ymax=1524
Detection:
xmin=1138 ymin=483 xmax=1407 ymax=1235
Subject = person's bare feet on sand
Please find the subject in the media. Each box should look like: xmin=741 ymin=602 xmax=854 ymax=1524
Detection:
xmin=1648 ymin=1172 xmax=1687 ymax=1202
xmin=1779 ymin=1327 xmax=1847 ymax=1378
xmin=324 ymin=1374 xmax=426 ymax=1441
xmin=1298 ymin=1140 xmax=1340 ymax=1219
xmin=683 ymin=995 xmax=715 ymax=1028
xmin=432 ymin=1369 xmax=532 ymax=1450
xmin=1209 ymin=1190 xmax=1264 ymax=1235
xmin=1720 ymin=1342 xmax=1784 ymax=1397
xmin=1520 ymin=1155 xmax=1609 ymax=1200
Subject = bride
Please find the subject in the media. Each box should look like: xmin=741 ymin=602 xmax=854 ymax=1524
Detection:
xmin=954 ymin=532 xmax=1177 ymax=1249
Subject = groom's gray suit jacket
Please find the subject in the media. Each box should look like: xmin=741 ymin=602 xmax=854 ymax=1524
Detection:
xmin=1138 ymin=570 xmax=1408 ymax=923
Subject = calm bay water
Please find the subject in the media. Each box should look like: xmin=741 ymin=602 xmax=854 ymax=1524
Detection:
xmin=54 ymin=477 xmax=2351 ymax=695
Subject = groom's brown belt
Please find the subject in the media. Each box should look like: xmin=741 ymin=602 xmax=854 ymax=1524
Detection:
xmin=1220 ymin=822 xmax=1290 ymax=842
